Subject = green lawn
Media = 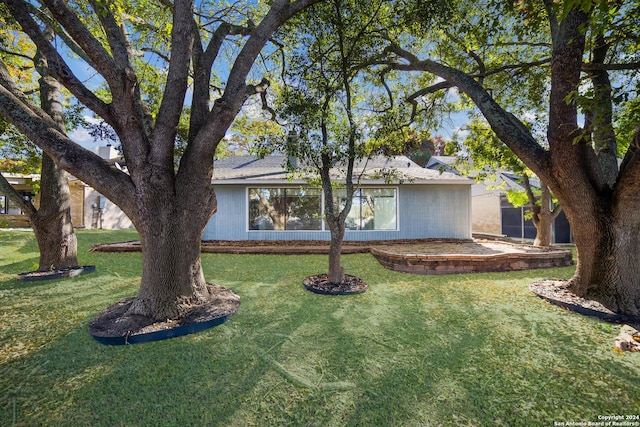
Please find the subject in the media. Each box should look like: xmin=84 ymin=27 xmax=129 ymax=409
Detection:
xmin=1 ymin=229 xmax=638 ymax=426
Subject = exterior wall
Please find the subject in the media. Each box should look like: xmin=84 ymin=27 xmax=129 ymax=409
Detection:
xmin=83 ymin=187 xmax=134 ymax=230
xmin=202 ymin=184 xmax=472 ymax=241
xmin=471 ymin=193 xmax=502 ymax=234
xmin=69 ymin=181 xmax=85 ymax=227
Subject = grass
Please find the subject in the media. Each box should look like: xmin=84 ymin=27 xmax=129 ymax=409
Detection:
xmin=1 ymin=229 xmax=639 ymax=426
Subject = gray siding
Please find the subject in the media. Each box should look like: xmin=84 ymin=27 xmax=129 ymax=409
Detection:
xmin=202 ymin=184 xmax=471 ymax=241
xmin=203 ymin=185 xmax=247 ymax=240
xmin=399 ymin=185 xmax=470 ymax=239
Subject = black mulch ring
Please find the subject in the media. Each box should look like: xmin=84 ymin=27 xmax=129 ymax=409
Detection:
xmin=88 ymin=283 xmax=240 ymax=345
xmin=17 ymin=265 xmax=96 ymax=282
xmin=530 ymin=279 xmax=640 ymax=324
xmin=303 ymin=274 xmax=368 ymax=295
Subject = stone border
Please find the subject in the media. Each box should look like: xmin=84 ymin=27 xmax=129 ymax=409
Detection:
xmin=371 ymin=245 xmax=573 ymax=275
xmin=90 ymin=311 xmax=235 ymax=346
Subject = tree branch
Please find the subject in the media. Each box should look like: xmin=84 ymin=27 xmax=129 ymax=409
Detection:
xmin=190 ymin=21 xmax=252 ymax=141
xmin=38 ymin=0 xmax=119 ymax=83
xmin=582 ymin=61 xmax=640 ymax=71
xmin=181 ymin=0 xmax=323 ymax=176
xmin=386 ymin=42 xmax=550 ymax=173
xmin=3 ymin=0 xmax=114 ymax=124
xmin=0 ymin=62 xmax=137 ymax=218
xmin=26 ymin=2 xmax=97 ymax=69
xmin=542 ymin=0 xmax=559 ymax=44
xmin=88 ymin=0 xmax=131 ymax=67
xmin=150 ymin=0 xmax=195 ymax=170
xmin=405 ymin=80 xmax=454 ymax=120
xmin=0 ymin=172 xmax=37 ymax=216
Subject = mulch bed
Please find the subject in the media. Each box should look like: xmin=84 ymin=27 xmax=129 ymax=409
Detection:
xmin=17 ymin=265 xmax=96 ymax=282
xmin=303 ymin=274 xmax=368 ymax=295
xmin=530 ymin=279 xmax=640 ymax=325
xmin=88 ymin=283 xmax=240 ymax=345
xmin=90 ymin=238 xmax=471 ymax=255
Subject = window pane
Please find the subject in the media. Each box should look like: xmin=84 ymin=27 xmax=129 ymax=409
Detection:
xmin=363 ymin=188 xmax=396 ymax=230
xmin=249 ymin=187 xmax=396 ymax=232
xmin=333 ymin=189 xmax=360 ymax=230
xmin=286 ymin=188 xmax=322 ymax=230
xmin=333 ymin=188 xmax=396 ymax=231
xmin=7 ymin=197 xmax=22 ymax=215
xmin=346 ymin=189 xmax=363 ymax=230
xmin=249 ymin=188 xmax=286 ymax=230
xmin=249 ymin=187 xmax=322 ymax=231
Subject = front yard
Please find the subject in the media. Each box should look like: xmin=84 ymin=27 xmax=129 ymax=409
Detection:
xmin=1 ymin=229 xmax=638 ymax=426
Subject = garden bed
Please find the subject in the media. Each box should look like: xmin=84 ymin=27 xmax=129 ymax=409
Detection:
xmin=17 ymin=265 xmax=96 ymax=282
xmin=371 ymin=240 xmax=573 ymax=274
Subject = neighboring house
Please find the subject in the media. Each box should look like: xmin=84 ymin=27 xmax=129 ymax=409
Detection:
xmin=1 ymin=145 xmax=133 ymax=230
xmin=203 ymin=155 xmax=473 ymax=241
xmin=69 ymin=145 xmax=134 ymax=230
xmin=426 ymin=156 xmax=572 ymax=244
xmin=0 ymin=173 xmax=39 ymax=227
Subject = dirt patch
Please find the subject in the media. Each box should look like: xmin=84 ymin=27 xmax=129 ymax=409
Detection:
xmin=88 ymin=283 xmax=240 ymax=344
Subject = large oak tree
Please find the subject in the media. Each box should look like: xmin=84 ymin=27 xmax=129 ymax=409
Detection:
xmin=0 ymin=0 xmax=321 ymax=323
xmin=385 ymin=0 xmax=640 ymax=315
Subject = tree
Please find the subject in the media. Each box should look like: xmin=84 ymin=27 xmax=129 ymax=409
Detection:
xmin=261 ymin=0 xmax=394 ymax=285
xmin=0 ymin=22 xmax=79 ymax=271
xmin=462 ymin=119 xmax=562 ymax=247
xmin=0 ymin=0 xmax=321 ymax=329
xmin=384 ymin=0 xmax=640 ymax=315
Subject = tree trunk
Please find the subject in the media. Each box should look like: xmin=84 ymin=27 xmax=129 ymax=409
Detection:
xmin=30 ymin=153 xmax=78 ymax=271
xmin=28 ymin=45 xmax=79 ymax=271
xmin=564 ymin=194 xmax=640 ymax=316
xmin=128 ymin=221 xmax=208 ymax=320
xmin=527 ymin=180 xmax=561 ymax=247
xmin=532 ymin=214 xmax=552 ymax=247
xmin=326 ymin=217 xmax=346 ymax=284
xmin=588 ymin=33 xmax=618 ymax=188
xmin=126 ymin=176 xmax=215 ymax=320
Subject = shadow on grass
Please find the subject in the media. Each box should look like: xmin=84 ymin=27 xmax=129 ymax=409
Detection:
xmin=2 ymin=297 xmax=330 ymax=426
xmin=2 ymin=236 xmax=639 ymax=427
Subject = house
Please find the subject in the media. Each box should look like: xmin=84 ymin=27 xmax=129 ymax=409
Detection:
xmin=0 ymin=145 xmax=133 ymax=230
xmin=3 ymin=151 xmax=475 ymax=241
xmin=425 ymin=156 xmax=572 ymax=243
xmin=203 ymin=155 xmax=473 ymax=241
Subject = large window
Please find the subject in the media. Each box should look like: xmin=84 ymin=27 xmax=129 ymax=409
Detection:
xmin=248 ymin=187 xmax=397 ymax=232
xmin=336 ymin=188 xmax=397 ymax=230
xmin=0 ymin=192 xmax=33 ymax=215
xmin=249 ymin=188 xmax=322 ymax=230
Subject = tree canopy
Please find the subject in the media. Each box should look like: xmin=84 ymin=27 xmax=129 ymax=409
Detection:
xmin=0 ymin=0 xmax=322 ymax=327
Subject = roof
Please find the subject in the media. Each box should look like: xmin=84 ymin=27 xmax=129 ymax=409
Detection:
xmin=212 ymin=155 xmax=472 ymax=185
xmin=424 ymin=156 xmax=545 ymax=195
xmin=425 ymin=156 xmax=460 ymax=175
